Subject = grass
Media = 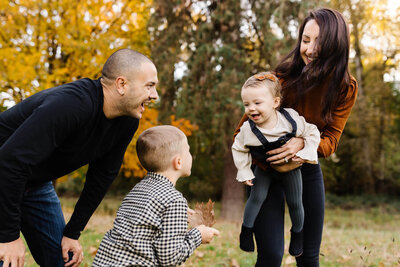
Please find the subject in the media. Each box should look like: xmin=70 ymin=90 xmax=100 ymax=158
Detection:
xmin=22 ymin=195 xmax=400 ymax=267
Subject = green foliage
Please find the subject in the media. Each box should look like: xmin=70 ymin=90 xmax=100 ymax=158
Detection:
xmin=149 ymin=0 xmax=323 ymax=201
xmin=324 ymin=0 xmax=400 ymax=195
xmin=177 ymin=151 xmax=224 ymax=201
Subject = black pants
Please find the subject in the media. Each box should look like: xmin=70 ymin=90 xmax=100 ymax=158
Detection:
xmin=253 ymin=163 xmax=324 ymax=267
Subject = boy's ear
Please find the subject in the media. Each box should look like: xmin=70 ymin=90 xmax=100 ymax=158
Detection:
xmin=172 ymin=155 xmax=182 ymax=170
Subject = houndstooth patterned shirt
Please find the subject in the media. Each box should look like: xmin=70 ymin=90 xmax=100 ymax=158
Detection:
xmin=93 ymin=172 xmax=202 ymax=266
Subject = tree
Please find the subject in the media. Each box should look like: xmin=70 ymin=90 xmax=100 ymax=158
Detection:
xmin=0 ymin=0 xmax=154 ymax=186
xmin=0 ymin=0 xmax=151 ymax=101
xmin=149 ymin=0 xmax=323 ymax=220
xmin=324 ymin=0 xmax=400 ymax=194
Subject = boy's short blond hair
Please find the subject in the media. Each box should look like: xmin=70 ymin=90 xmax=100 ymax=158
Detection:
xmin=136 ymin=125 xmax=187 ymax=172
xmin=242 ymin=71 xmax=283 ymax=100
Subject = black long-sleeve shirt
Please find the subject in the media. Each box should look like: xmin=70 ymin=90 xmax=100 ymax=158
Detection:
xmin=0 ymin=78 xmax=139 ymax=242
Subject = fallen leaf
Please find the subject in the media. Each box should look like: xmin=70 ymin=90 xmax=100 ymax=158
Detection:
xmin=88 ymin=246 xmax=98 ymax=256
xmin=336 ymin=255 xmax=351 ymax=263
xmin=194 ymin=250 xmax=205 ymax=258
xmin=231 ymin=258 xmax=240 ymax=267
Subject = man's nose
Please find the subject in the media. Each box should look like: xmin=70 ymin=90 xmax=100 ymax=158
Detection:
xmin=150 ymin=87 xmax=159 ymax=100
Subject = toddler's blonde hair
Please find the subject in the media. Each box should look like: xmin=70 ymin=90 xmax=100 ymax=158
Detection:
xmin=242 ymin=71 xmax=283 ymax=101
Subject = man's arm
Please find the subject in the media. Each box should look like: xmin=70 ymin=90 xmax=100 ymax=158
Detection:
xmin=0 ymin=95 xmax=87 ymax=243
xmin=62 ymin=119 xmax=138 ymax=241
xmin=0 ymin=94 xmax=89 ymax=267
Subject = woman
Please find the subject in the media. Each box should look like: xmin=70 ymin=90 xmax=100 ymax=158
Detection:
xmin=234 ymin=8 xmax=358 ymax=266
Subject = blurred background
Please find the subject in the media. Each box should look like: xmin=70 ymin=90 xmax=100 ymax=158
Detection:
xmin=1 ymin=0 xmax=400 ymax=265
xmin=1 ymin=0 xmax=400 ymax=226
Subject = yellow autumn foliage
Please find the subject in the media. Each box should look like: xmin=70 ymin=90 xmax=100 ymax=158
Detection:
xmin=0 ymin=0 xmax=152 ymax=102
xmin=0 ymin=0 xmax=157 ymax=183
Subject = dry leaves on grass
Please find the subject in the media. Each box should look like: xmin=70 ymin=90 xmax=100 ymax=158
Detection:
xmin=230 ymin=258 xmax=240 ymax=267
xmin=88 ymin=246 xmax=98 ymax=257
xmin=188 ymin=199 xmax=216 ymax=227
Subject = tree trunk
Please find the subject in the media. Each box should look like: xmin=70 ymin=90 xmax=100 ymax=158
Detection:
xmin=220 ymin=139 xmax=244 ymax=221
xmin=349 ymin=3 xmax=375 ymax=193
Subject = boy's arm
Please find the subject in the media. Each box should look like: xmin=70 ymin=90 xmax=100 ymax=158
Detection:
xmin=154 ymin=199 xmax=202 ymax=266
xmin=231 ymin=128 xmax=255 ymax=182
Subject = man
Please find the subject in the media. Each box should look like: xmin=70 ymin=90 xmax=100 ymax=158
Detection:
xmin=0 ymin=49 xmax=159 ymax=267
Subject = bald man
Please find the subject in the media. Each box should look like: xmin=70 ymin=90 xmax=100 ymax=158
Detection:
xmin=0 ymin=49 xmax=159 ymax=267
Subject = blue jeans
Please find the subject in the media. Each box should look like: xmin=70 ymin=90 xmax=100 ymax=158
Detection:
xmin=253 ymin=163 xmax=325 ymax=267
xmin=0 ymin=181 xmax=66 ymax=267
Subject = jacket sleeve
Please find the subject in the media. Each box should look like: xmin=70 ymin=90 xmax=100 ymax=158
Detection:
xmin=63 ymin=119 xmax=138 ymax=239
xmin=231 ymin=127 xmax=255 ymax=182
xmin=288 ymin=109 xmax=320 ymax=163
xmin=154 ymin=199 xmax=202 ymax=266
xmin=0 ymin=95 xmax=87 ymax=243
xmin=318 ymin=77 xmax=358 ymax=157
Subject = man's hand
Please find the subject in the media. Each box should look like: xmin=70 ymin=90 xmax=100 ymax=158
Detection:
xmin=0 ymin=237 xmax=25 ymax=267
xmin=61 ymin=236 xmax=83 ymax=267
xmin=196 ymin=225 xmax=220 ymax=244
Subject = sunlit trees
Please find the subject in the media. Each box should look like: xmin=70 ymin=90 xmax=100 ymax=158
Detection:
xmin=0 ymin=0 xmax=156 ymax=183
xmin=0 ymin=0 xmax=151 ymax=101
xmin=324 ymin=0 xmax=400 ymax=194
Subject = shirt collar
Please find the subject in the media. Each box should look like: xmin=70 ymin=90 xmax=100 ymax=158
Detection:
xmin=146 ymin=171 xmax=174 ymax=187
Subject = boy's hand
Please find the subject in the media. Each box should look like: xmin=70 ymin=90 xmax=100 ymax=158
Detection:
xmin=187 ymin=208 xmax=196 ymax=216
xmin=243 ymin=179 xmax=254 ymax=186
xmin=196 ymin=225 xmax=220 ymax=244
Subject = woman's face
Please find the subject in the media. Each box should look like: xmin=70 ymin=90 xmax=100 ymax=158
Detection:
xmin=300 ymin=19 xmax=320 ymax=65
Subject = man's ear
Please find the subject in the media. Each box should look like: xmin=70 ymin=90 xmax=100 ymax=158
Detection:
xmin=172 ymin=155 xmax=182 ymax=170
xmin=115 ymin=76 xmax=126 ymax=96
xmin=273 ymin=97 xmax=281 ymax=109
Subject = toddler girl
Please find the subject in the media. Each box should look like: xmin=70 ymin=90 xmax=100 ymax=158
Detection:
xmin=232 ymin=72 xmax=320 ymax=257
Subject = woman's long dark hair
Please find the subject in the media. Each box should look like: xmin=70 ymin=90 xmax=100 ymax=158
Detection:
xmin=275 ymin=8 xmax=350 ymax=123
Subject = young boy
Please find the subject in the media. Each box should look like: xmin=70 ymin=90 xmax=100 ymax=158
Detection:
xmin=93 ymin=125 xmax=219 ymax=266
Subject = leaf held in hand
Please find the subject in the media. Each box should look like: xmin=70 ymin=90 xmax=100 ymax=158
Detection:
xmin=188 ymin=199 xmax=216 ymax=227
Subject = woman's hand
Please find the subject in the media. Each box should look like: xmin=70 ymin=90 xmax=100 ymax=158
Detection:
xmin=267 ymin=137 xmax=305 ymax=165
xmin=291 ymin=156 xmax=306 ymax=164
